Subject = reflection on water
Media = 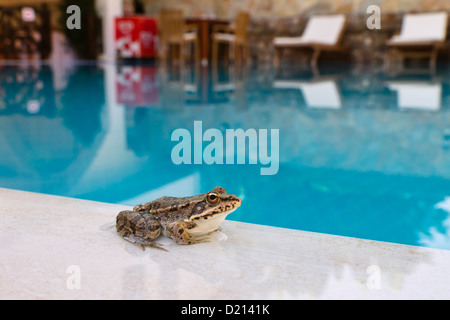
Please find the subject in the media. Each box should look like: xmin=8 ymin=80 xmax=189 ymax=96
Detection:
xmin=1 ymin=62 xmax=450 ymax=250
xmin=0 ymin=65 xmax=105 ymax=195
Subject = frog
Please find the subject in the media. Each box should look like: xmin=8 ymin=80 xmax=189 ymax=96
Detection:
xmin=116 ymin=186 xmax=241 ymax=250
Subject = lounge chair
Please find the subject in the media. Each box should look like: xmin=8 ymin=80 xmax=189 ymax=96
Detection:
xmin=273 ymin=14 xmax=347 ymax=70
xmin=385 ymin=12 xmax=448 ymax=72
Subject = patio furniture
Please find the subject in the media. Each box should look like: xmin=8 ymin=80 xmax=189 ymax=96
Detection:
xmin=273 ymin=14 xmax=347 ymax=70
xmin=158 ymin=9 xmax=199 ymax=64
xmin=185 ymin=16 xmax=230 ymax=66
xmin=211 ymin=12 xmax=250 ymax=64
xmin=385 ymin=12 xmax=448 ymax=72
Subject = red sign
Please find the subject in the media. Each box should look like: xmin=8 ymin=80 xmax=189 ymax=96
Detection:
xmin=115 ymin=16 xmax=157 ymax=58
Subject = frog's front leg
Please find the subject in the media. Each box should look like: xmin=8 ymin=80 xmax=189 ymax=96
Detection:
xmin=165 ymin=221 xmax=210 ymax=245
xmin=116 ymin=210 xmax=166 ymax=251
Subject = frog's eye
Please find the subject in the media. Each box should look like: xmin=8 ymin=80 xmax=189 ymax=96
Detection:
xmin=206 ymin=192 xmax=220 ymax=206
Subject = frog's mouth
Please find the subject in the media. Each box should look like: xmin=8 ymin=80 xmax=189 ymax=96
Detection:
xmin=187 ymin=206 xmax=238 ymax=236
xmin=216 ymin=201 xmax=240 ymax=214
xmin=203 ymin=205 xmax=239 ymax=219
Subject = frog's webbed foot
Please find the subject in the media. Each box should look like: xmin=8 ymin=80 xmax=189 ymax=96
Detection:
xmin=123 ymin=234 xmax=168 ymax=252
xmin=192 ymin=230 xmax=220 ymax=243
xmin=189 ymin=235 xmax=211 ymax=244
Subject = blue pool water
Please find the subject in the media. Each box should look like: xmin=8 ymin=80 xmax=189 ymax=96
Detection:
xmin=2 ymin=61 xmax=450 ymax=250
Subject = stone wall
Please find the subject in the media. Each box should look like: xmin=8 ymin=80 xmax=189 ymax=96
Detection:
xmin=143 ymin=0 xmax=450 ymax=18
xmin=144 ymin=0 xmax=450 ymax=65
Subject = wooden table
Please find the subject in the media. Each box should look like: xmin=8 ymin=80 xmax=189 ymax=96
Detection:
xmin=186 ymin=16 xmax=229 ymax=66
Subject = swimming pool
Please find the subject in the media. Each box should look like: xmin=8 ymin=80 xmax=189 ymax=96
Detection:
xmin=2 ymin=61 xmax=450 ymax=250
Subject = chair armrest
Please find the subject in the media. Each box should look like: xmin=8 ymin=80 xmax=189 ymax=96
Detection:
xmin=212 ymin=23 xmax=232 ymax=34
xmin=184 ymin=23 xmax=198 ymax=32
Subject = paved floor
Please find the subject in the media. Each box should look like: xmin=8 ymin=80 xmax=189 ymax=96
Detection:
xmin=1 ymin=188 xmax=450 ymax=299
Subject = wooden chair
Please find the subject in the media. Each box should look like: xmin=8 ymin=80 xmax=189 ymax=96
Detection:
xmin=158 ymin=9 xmax=199 ymax=64
xmin=211 ymin=12 xmax=250 ymax=64
xmin=385 ymin=12 xmax=448 ymax=73
xmin=273 ymin=15 xmax=347 ymax=71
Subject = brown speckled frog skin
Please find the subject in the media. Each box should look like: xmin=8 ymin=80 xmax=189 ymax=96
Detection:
xmin=116 ymin=187 xmax=241 ymax=250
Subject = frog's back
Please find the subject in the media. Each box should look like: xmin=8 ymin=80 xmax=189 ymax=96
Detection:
xmin=133 ymin=194 xmax=205 ymax=213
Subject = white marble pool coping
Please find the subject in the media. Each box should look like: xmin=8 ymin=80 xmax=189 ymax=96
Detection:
xmin=1 ymin=187 xmax=450 ymax=300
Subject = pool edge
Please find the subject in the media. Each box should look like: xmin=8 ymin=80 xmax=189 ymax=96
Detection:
xmin=1 ymin=187 xmax=450 ymax=299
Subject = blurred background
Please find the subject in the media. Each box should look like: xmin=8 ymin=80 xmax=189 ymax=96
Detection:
xmin=0 ymin=0 xmax=449 ymax=65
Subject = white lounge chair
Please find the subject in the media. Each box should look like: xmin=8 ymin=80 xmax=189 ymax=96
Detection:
xmin=273 ymin=15 xmax=347 ymax=69
xmin=386 ymin=12 xmax=448 ymax=71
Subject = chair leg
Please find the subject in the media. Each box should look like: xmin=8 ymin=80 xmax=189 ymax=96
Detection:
xmin=159 ymin=42 xmax=169 ymax=70
xmin=241 ymin=43 xmax=246 ymax=64
xmin=212 ymin=39 xmax=218 ymax=65
xmin=171 ymin=44 xmax=177 ymax=62
xmin=274 ymin=47 xmax=282 ymax=71
xmin=159 ymin=40 xmax=166 ymax=60
xmin=234 ymin=43 xmax=239 ymax=64
xmin=311 ymin=48 xmax=321 ymax=72
xmin=243 ymin=43 xmax=249 ymax=63
xmin=430 ymin=47 xmax=439 ymax=71
xmin=383 ymin=48 xmax=391 ymax=73
xmin=388 ymin=48 xmax=402 ymax=74
xmin=179 ymin=42 xmax=185 ymax=69
xmin=238 ymin=43 xmax=245 ymax=65
xmin=229 ymin=42 xmax=235 ymax=63
xmin=398 ymin=51 xmax=405 ymax=72
xmin=195 ymin=38 xmax=200 ymax=64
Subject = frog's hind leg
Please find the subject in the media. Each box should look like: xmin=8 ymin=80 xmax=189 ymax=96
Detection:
xmin=122 ymin=234 xmax=167 ymax=252
xmin=116 ymin=210 xmax=166 ymax=251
